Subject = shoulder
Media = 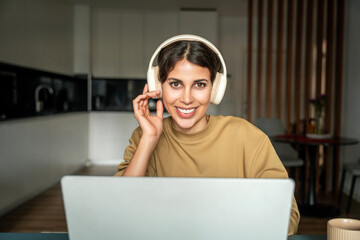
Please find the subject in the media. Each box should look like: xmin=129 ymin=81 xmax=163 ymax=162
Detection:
xmin=211 ymin=115 xmax=265 ymax=136
xmin=210 ymin=115 xmax=270 ymax=148
xmin=129 ymin=125 xmax=142 ymax=142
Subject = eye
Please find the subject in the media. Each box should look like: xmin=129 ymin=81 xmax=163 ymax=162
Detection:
xmin=195 ymin=82 xmax=206 ymax=88
xmin=170 ymin=81 xmax=181 ymax=88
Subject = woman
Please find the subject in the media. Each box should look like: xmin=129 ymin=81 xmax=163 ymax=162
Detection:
xmin=114 ymin=35 xmax=300 ymax=235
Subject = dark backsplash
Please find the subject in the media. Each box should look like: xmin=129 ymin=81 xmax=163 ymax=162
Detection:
xmin=91 ymin=77 xmax=157 ymax=112
xmin=0 ymin=62 xmax=156 ymax=121
xmin=0 ymin=62 xmax=87 ymax=121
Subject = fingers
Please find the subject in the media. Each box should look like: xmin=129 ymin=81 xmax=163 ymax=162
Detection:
xmin=142 ymin=83 xmax=148 ymax=94
xmin=135 ymin=94 xmax=159 ymax=104
xmin=133 ymin=90 xmax=161 ymax=118
xmin=156 ymin=100 xmax=164 ymax=118
xmin=133 ymin=85 xmax=161 ymax=115
xmin=133 ymin=91 xmax=160 ymax=105
xmin=142 ymin=83 xmax=161 ymax=98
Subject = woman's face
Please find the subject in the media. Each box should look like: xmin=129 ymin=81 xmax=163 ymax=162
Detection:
xmin=162 ymin=59 xmax=212 ymax=134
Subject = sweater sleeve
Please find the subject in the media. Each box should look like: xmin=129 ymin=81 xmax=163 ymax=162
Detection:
xmin=249 ymin=135 xmax=300 ymax=235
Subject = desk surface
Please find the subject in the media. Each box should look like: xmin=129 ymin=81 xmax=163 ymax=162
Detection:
xmin=0 ymin=233 xmax=327 ymax=240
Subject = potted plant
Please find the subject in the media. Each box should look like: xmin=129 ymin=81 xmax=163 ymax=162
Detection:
xmin=307 ymin=95 xmax=331 ymax=139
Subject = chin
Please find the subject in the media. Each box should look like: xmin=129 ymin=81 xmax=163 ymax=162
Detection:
xmin=173 ymin=118 xmax=194 ymax=128
xmin=179 ymin=123 xmax=196 ymax=131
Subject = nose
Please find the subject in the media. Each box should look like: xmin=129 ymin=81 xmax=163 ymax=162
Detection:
xmin=180 ymin=87 xmax=194 ymax=105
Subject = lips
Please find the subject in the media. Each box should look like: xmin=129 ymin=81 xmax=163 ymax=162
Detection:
xmin=176 ymin=107 xmax=197 ymax=118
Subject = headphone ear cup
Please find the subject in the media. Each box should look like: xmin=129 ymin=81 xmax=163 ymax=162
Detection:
xmin=210 ymin=72 xmax=227 ymax=105
xmin=210 ymin=73 xmax=220 ymax=103
xmin=147 ymin=66 xmax=162 ymax=98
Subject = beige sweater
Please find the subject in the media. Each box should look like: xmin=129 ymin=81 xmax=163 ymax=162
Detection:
xmin=115 ymin=115 xmax=300 ymax=235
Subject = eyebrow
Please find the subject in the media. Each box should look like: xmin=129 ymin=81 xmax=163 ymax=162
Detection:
xmin=167 ymin=78 xmax=209 ymax=83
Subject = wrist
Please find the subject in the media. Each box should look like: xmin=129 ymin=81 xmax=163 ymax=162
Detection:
xmin=141 ymin=130 xmax=161 ymax=140
xmin=140 ymin=134 xmax=160 ymax=149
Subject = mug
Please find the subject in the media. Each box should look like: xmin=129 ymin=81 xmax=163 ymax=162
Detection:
xmin=327 ymin=218 xmax=360 ymax=240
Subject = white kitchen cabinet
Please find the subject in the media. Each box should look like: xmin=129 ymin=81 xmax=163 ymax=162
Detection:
xmin=91 ymin=8 xmax=121 ymax=78
xmin=91 ymin=9 xmax=218 ymax=79
xmin=74 ymin=4 xmax=91 ymax=74
xmin=144 ymin=10 xmax=218 ymax=66
xmin=179 ymin=10 xmax=218 ymax=45
xmin=143 ymin=11 xmax=179 ymax=70
xmin=92 ymin=9 xmax=144 ymax=78
xmin=118 ymin=12 xmax=145 ymax=78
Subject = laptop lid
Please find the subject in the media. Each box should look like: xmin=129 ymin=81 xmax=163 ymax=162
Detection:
xmin=61 ymin=176 xmax=294 ymax=240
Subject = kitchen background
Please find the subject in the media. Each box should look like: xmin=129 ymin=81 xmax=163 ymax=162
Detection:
xmin=0 ymin=0 xmax=359 ymax=217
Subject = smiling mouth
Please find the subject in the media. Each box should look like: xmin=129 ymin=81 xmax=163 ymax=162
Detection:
xmin=176 ymin=107 xmax=196 ymax=114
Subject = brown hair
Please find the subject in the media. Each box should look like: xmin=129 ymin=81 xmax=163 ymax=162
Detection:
xmin=157 ymin=41 xmax=221 ymax=84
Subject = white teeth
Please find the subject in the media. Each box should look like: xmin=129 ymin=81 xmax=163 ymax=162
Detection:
xmin=177 ymin=107 xmax=195 ymax=114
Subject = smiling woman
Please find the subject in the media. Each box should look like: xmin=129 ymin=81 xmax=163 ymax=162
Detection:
xmin=114 ymin=34 xmax=300 ymax=235
xmin=162 ymin=59 xmax=212 ymax=134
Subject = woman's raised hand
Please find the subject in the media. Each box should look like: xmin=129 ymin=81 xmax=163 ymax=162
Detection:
xmin=123 ymin=84 xmax=163 ymax=176
xmin=132 ymin=84 xmax=164 ymax=139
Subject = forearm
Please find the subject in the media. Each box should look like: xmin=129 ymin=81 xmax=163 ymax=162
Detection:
xmin=122 ymin=135 xmax=158 ymax=176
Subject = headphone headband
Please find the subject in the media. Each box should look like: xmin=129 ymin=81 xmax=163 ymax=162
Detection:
xmin=148 ymin=34 xmax=227 ymax=76
xmin=147 ymin=34 xmax=227 ymax=105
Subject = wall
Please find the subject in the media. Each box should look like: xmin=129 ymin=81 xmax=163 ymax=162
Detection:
xmin=0 ymin=0 xmax=74 ymax=74
xmin=341 ymin=0 xmax=360 ymax=202
xmin=0 ymin=113 xmax=89 ymax=216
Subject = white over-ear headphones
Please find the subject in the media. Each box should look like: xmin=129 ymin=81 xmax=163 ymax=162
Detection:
xmin=147 ymin=34 xmax=227 ymax=105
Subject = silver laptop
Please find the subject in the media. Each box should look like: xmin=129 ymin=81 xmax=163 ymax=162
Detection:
xmin=61 ymin=176 xmax=294 ymax=240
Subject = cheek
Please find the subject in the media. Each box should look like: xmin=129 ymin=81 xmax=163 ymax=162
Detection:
xmin=195 ymin=90 xmax=212 ymax=103
xmin=162 ymin=87 xmax=179 ymax=105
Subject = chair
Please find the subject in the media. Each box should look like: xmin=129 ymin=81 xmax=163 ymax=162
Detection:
xmin=338 ymin=160 xmax=360 ymax=213
xmin=253 ymin=118 xmax=304 ymax=174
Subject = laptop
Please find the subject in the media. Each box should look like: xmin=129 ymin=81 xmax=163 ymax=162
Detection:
xmin=61 ymin=176 xmax=294 ymax=240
